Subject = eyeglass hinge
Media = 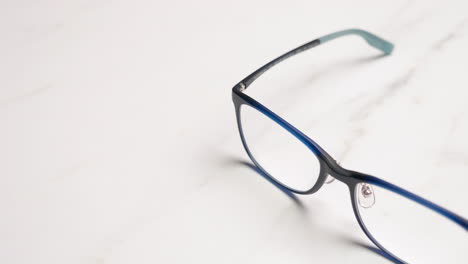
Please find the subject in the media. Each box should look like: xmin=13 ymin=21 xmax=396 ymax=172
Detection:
xmin=238 ymin=82 xmax=246 ymax=92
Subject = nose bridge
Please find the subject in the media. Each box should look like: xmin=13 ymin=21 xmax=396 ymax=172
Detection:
xmin=323 ymin=159 xmax=345 ymax=182
xmin=321 ymin=159 xmax=364 ymax=188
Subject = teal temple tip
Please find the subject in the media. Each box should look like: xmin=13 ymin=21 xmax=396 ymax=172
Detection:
xmin=239 ymin=28 xmax=394 ymax=88
xmin=319 ymin=29 xmax=394 ymax=55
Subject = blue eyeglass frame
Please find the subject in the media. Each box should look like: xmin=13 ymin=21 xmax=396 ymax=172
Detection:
xmin=231 ymin=29 xmax=468 ymax=263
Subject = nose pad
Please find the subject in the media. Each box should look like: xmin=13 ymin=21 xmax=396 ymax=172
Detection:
xmin=325 ymin=175 xmax=335 ymax=184
xmin=357 ymin=183 xmax=375 ymax=208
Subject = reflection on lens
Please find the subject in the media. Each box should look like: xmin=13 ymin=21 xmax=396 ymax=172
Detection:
xmin=240 ymin=105 xmax=321 ymax=192
xmin=355 ymin=183 xmax=468 ymax=263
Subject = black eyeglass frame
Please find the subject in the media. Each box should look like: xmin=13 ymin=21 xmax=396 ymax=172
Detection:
xmin=231 ymin=28 xmax=468 ymax=264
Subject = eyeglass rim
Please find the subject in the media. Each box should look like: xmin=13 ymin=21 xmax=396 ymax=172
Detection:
xmin=233 ymin=88 xmax=467 ymax=262
xmin=233 ymin=88 xmax=467 ymax=229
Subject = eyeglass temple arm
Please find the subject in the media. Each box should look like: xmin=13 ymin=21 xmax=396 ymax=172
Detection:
xmin=237 ymin=29 xmax=394 ymax=90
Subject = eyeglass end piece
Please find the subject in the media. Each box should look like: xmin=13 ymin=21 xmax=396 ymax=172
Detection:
xmin=235 ymin=82 xmax=246 ymax=92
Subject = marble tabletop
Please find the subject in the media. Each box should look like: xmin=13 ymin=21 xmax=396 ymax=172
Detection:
xmin=1 ymin=0 xmax=467 ymax=263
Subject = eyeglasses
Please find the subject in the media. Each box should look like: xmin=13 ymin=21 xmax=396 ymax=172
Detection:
xmin=231 ymin=29 xmax=468 ymax=263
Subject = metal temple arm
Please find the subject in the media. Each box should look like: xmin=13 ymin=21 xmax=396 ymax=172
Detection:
xmin=237 ymin=28 xmax=393 ymax=90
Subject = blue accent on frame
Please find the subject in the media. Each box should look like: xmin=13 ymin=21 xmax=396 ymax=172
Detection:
xmin=232 ymin=28 xmax=468 ymax=262
xmin=356 ymin=173 xmax=468 ymax=231
xmin=234 ymin=88 xmax=468 ymax=231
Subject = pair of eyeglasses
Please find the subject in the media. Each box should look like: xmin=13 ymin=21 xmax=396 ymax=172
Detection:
xmin=231 ymin=29 xmax=468 ymax=263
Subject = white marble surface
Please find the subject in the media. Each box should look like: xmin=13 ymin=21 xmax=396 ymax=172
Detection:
xmin=1 ymin=0 xmax=468 ymax=263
